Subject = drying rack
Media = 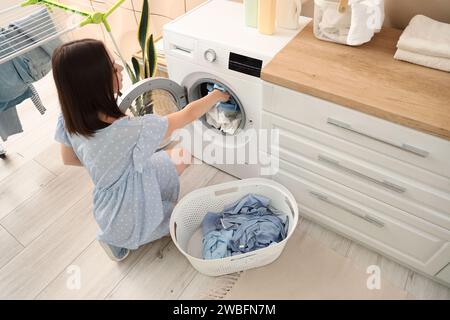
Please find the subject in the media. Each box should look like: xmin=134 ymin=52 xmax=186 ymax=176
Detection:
xmin=0 ymin=0 xmax=129 ymax=158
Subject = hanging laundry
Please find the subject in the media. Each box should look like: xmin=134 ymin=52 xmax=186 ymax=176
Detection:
xmin=0 ymin=107 xmax=23 ymax=142
xmin=0 ymin=8 xmax=59 ymax=140
xmin=0 ymin=8 xmax=60 ymax=111
xmin=201 ymin=194 xmax=289 ymax=260
xmin=204 ymin=83 xmax=242 ymax=135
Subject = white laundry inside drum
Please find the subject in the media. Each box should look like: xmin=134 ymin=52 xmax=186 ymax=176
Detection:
xmin=205 ymin=103 xmax=242 ymax=135
xmin=193 ymin=81 xmax=244 ymax=136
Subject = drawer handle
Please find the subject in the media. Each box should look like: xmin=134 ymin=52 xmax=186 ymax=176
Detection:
xmin=309 ymin=191 xmax=385 ymax=228
xmin=318 ymin=155 xmax=407 ymax=194
xmin=326 ymin=118 xmax=429 ymax=158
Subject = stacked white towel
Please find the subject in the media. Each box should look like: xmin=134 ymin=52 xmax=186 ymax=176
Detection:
xmin=395 ymin=15 xmax=450 ymax=72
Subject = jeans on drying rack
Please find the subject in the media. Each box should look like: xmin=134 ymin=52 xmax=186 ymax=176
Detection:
xmin=0 ymin=8 xmax=61 ymax=113
xmin=0 ymin=8 xmax=59 ymax=141
xmin=0 ymin=107 xmax=23 ymax=142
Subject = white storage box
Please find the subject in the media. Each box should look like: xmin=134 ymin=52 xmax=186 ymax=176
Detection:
xmin=313 ymin=0 xmax=384 ymax=46
xmin=169 ymin=178 xmax=299 ymax=276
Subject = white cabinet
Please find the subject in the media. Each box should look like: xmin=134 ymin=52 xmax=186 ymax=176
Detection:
xmin=263 ymin=113 xmax=450 ymax=229
xmin=262 ymin=81 xmax=450 ymax=286
xmin=436 ymin=264 xmax=450 ymax=284
xmin=263 ymin=83 xmax=450 ymax=180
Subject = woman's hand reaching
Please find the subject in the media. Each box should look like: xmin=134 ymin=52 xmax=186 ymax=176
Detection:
xmin=210 ymin=89 xmax=230 ymax=103
xmin=165 ymin=88 xmax=231 ymax=140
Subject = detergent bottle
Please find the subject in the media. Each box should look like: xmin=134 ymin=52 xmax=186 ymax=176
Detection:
xmin=244 ymin=0 xmax=258 ymax=27
xmin=258 ymin=0 xmax=277 ymax=35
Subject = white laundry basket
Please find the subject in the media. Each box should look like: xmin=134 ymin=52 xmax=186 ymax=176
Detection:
xmin=169 ymin=178 xmax=299 ymax=277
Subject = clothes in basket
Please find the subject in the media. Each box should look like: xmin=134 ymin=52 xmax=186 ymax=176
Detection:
xmin=0 ymin=107 xmax=23 ymax=142
xmin=201 ymin=194 xmax=289 ymax=260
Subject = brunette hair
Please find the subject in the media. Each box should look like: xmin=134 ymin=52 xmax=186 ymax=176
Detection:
xmin=52 ymin=39 xmax=125 ymax=137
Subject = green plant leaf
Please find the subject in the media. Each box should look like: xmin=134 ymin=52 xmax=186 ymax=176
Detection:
xmin=138 ymin=0 xmax=149 ymax=62
xmin=147 ymin=34 xmax=157 ymax=77
xmin=131 ymin=57 xmax=141 ymax=81
xmin=125 ymin=63 xmax=137 ymax=84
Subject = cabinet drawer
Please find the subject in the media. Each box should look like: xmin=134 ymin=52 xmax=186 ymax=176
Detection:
xmin=262 ymin=112 xmax=450 ymax=194
xmin=263 ymin=83 xmax=450 ymax=179
xmin=263 ymin=113 xmax=450 ymax=229
xmin=436 ymin=263 xmax=450 ymax=284
xmin=273 ymin=159 xmax=450 ymax=271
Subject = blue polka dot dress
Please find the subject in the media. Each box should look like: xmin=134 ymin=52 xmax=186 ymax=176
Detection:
xmin=55 ymin=114 xmax=180 ymax=249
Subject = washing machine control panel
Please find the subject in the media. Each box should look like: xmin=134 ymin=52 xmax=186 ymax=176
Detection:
xmin=228 ymin=52 xmax=263 ymax=78
xmin=204 ymin=49 xmax=217 ymax=62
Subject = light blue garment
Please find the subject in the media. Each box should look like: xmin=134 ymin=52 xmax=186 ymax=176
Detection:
xmin=0 ymin=8 xmax=60 ymax=112
xmin=222 ymin=194 xmax=271 ymax=218
xmin=0 ymin=107 xmax=23 ymax=141
xmin=206 ymin=83 xmax=240 ymax=112
xmin=201 ymin=194 xmax=288 ymax=259
xmin=202 ymin=229 xmax=234 ymax=260
xmin=55 ymin=114 xmax=180 ymax=249
xmin=201 ymin=212 xmax=222 ymax=235
xmin=221 ymin=194 xmax=288 ymax=254
xmin=226 ymin=214 xmax=288 ymax=254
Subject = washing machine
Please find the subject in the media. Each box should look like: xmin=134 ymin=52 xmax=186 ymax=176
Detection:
xmin=120 ymin=0 xmax=310 ymax=179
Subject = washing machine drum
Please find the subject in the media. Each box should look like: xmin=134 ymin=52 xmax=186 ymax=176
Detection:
xmin=187 ymin=79 xmax=245 ymax=136
xmin=118 ymin=77 xmax=245 ymax=147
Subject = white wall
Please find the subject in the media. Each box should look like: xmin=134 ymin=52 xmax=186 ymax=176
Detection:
xmin=52 ymin=0 xmax=208 ymax=62
xmin=4 ymin=0 xmax=449 ymax=63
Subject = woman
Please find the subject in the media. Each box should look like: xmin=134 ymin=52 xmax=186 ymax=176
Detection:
xmin=52 ymin=39 xmax=229 ymax=261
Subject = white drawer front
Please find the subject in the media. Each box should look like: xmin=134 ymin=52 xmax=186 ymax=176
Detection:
xmin=263 ymin=83 xmax=450 ymax=179
xmin=262 ymin=112 xmax=450 ymax=194
xmin=273 ymin=160 xmax=450 ymax=271
xmin=263 ymin=113 xmax=450 ymax=229
xmin=436 ymin=263 xmax=450 ymax=284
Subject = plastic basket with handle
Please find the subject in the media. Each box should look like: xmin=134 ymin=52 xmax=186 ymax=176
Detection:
xmin=169 ymin=178 xmax=299 ymax=276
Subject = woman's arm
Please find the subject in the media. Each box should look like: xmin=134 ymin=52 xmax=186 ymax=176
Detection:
xmin=164 ymin=89 xmax=230 ymax=139
xmin=60 ymin=144 xmax=83 ymax=166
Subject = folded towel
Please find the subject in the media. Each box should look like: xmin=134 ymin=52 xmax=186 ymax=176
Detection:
xmin=397 ymin=15 xmax=450 ymax=59
xmin=394 ymin=48 xmax=450 ymax=72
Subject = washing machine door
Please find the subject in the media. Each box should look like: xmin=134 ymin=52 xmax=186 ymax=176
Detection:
xmin=118 ymin=77 xmax=188 ymax=149
xmin=118 ymin=77 xmax=188 ymax=114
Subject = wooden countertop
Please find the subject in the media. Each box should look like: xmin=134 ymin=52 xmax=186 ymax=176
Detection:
xmin=261 ymin=23 xmax=450 ymax=140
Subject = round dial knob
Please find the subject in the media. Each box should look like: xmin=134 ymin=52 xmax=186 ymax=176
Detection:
xmin=204 ymin=49 xmax=217 ymax=62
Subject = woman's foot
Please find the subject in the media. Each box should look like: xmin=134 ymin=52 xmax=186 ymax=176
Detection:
xmin=99 ymin=241 xmax=130 ymax=262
